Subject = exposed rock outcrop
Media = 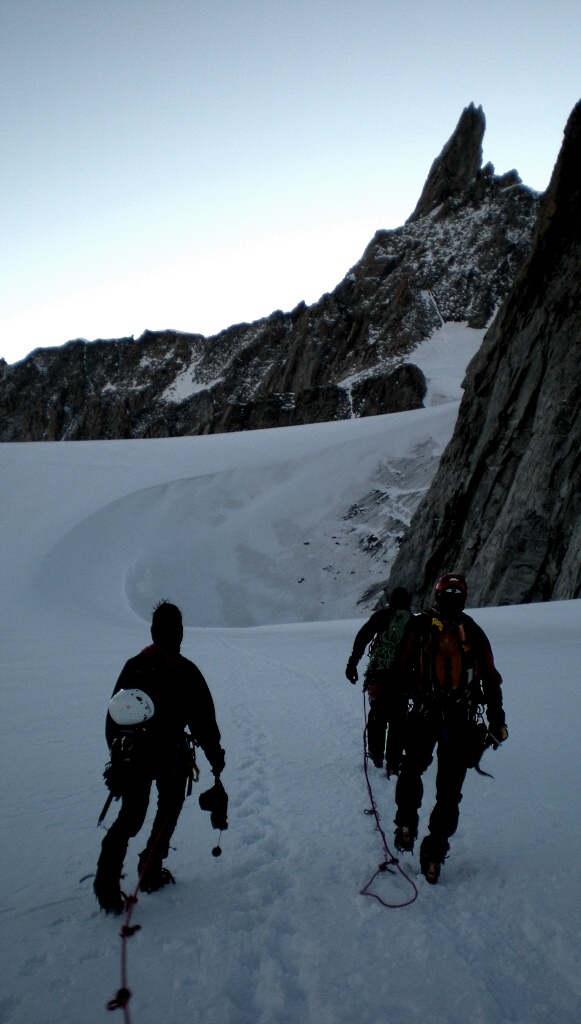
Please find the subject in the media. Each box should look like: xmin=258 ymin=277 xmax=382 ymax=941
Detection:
xmin=407 ymin=103 xmax=486 ymax=222
xmin=387 ymin=99 xmax=581 ymax=607
xmin=0 ymin=105 xmax=539 ymax=441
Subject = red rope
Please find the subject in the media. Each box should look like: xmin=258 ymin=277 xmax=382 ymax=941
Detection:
xmin=105 ymin=883 xmax=142 ymax=1021
xmin=105 ymin=802 xmax=179 ymax=1020
xmin=359 ymin=692 xmax=418 ymax=909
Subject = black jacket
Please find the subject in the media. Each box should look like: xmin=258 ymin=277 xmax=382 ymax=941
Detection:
xmin=105 ymin=642 xmax=224 ymax=775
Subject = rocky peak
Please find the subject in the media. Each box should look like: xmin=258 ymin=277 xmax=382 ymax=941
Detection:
xmin=386 ymin=98 xmax=581 ymax=607
xmin=407 ymin=103 xmax=486 ymax=223
xmin=0 ymin=106 xmax=539 ymax=442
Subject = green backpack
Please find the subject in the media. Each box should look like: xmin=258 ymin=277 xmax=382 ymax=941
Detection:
xmin=367 ymin=609 xmax=412 ymax=674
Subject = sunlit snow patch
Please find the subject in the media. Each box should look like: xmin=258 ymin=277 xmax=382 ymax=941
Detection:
xmin=411 ymin=322 xmax=486 ymax=406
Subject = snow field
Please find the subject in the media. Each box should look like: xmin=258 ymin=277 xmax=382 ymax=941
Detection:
xmin=1 ymin=328 xmax=580 ymax=1022
xmin=2 ymin=610 xmax=580 ymax=1023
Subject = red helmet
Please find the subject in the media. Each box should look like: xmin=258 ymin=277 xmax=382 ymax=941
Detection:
xmin=434 ymin=572 xmax=467 ymax=597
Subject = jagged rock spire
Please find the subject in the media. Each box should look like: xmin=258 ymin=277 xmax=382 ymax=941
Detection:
xmin=407 ymin=103 xmax=486 ymax=223
xmin=388 ymin=97 xmax=581 ymax=607
xmin=0 ymin=103 xmax=538 ymax=442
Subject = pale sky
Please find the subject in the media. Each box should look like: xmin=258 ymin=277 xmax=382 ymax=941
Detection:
xmin=1 ymin=0 xmax=579 ymax=365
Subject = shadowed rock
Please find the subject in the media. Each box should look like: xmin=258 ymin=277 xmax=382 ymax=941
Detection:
xmin=387 ymin=99 xmax=581 ymax=607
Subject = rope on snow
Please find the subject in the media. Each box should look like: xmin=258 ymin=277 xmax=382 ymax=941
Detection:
xmin=105 ymin=802 xmax=179 ymax=1022
xmin=359 ymin=692 xmax=418 ymax=909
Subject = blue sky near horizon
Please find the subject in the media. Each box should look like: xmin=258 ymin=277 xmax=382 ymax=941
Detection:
xmin=1 ymin=0 xmax=580 ymax=365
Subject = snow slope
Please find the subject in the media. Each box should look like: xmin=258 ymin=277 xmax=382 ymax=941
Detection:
xmin=1 ymin=327 xmax=580 ymax=1023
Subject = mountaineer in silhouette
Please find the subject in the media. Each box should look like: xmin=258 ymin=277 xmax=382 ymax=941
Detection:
xmin=393 ymin=573 xmax=507 ymax=884
xmin=346 ymin=587 xmax=414 ymax=776
xmin=94 ymin=601 xmax=225 ymax=914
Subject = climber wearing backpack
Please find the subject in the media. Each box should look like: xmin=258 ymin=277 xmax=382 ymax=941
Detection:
xmin=346 ymin=587 xmax=415 ymax=776
xmin=93 ymin=601 xmax=225 ymax=914
xmin=392 ymin=573 xmax=507 ymax=883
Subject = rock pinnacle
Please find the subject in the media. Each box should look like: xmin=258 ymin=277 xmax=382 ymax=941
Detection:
xmin=407 ymin=102 xmax=486 ymax=223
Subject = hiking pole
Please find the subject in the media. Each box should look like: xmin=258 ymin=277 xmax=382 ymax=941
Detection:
xmin=98 ymin=791 xmax=117 ymax=826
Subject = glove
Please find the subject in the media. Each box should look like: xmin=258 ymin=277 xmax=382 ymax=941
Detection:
xmin=199 ymin=779 xmax=228 ymax=831
xmin=211 ymin=747 xmax=226 ymax=777
xmin=345 ymin=659 xmax=358 ymax=684
xmin=487 ymin=723 xmax=508 ymax=749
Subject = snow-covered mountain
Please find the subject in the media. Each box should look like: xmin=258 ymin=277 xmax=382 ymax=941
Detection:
xmin=0 ymin=104 xmax=538 ymax=441
xmin=1 ymin=335 xmax=580 ymax=1024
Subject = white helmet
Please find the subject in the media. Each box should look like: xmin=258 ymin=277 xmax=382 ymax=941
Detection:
xmin=108 ymin=688 xmax=155 ymax=726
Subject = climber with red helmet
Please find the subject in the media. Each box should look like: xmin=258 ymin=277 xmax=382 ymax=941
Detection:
xmin=393 ymin=572 xmax=507 ymax=884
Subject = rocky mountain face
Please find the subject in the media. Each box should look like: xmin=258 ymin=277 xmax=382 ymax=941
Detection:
xmin=0 ymin=104 xmax=539 ymax=442
xmin=387 ymin=100 xmax=581 ymax=607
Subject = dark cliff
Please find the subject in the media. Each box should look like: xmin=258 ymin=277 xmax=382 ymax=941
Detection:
xmin=0 ymin=105 xmax=538 ymax=441
xmin=387 ymin=99 xmax=581 ymax=607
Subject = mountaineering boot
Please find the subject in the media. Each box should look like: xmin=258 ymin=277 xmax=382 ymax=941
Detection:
xmin=93 ymin=873 xmax=126 ymax=915
xmin=366 ymin=742 xmax=383 ymax=768
xmin=140 ymin=866 xmax=175 ymax=893
xmin=420 ymin=851 xmax=441 ymax=885
xmin=419 ymin=836 xmax=444 ymax=884
xmin=138 ymin=854 xmax=176 ymax=894
xmin=394 ymin=825 xmax=415 ymax=853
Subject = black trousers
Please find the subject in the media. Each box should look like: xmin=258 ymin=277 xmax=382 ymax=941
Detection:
xmin=97 ymin=767 xmax=187 ymax=884
xmin=394 ymin=716 xmax=469 ymax=863
xmin=367 ymin=690 xmax=407 ymax=770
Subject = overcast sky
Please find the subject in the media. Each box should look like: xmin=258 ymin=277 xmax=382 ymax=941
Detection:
xmin=1 ymin=0 xmax=579 ymax=365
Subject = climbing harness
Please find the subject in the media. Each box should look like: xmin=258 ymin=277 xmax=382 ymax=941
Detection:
xmin=360 ymin=692 xmax=418 ymax=909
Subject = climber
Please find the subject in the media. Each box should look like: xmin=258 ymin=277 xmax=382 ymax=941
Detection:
xmin=393 ymin=573 xmax=507 ymax=884
xmin=346 ymin=587 xmax=414 ymax=776
xmin=94 ymin=601 xmax=225 ymax=914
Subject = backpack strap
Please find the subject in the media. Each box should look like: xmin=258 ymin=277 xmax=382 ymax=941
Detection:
xmin=457 ymin=622 xmax=475 ymax=680
xmin=419 ymin=613 xmax=479 ymax=697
